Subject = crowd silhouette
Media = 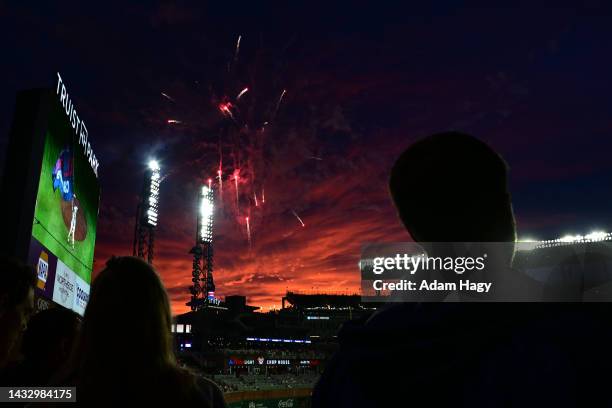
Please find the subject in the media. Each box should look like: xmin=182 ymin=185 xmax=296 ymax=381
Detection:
xmin=0 ymin=256 xmax=227 ymax=406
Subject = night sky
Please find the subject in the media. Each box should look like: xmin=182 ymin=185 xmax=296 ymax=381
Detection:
xmin=1 ymin=2 xmax=612 ymax=314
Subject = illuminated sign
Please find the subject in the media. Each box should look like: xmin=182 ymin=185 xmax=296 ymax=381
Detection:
xmin=245 ymin=337 xmax=312 ymax=344
xmin=207 ymin=297 xmax=221 ymax=306
xmin=266 ymin=359 xmax=290 ymax=365
xmin=55 ymin=72 xmax=99 ymax=176
xmin=229 ymin=358 xmax=309 ymax=366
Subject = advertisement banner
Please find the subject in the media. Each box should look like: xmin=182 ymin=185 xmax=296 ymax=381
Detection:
xmin=73 ymin=273 xmax=90 ymax=316
xmin=52 ymin=259 xmax=77 ymax=310
xmin=227 ymin=397 xmax=308 ymax=408
xmin=27 ymin=237 xmax=57 ymax=300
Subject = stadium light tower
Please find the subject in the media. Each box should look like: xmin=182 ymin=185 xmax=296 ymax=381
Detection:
xmin=133 ymin=160 xmax=161 ymax=264
xmin=187 ymin=184 xmax=216 ymax=310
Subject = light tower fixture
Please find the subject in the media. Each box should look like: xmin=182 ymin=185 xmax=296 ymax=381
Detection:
xmin=133 ymin=159 xmax=162 ymax=264
xmin=199 ymin=185 xmax=214 ymax=244
xmin=188 ymin=182 xmax=217 ymax=311
xmin=145 ymin=162 xmax=161 ymax=227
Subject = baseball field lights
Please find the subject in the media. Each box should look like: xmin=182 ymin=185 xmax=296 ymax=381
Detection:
xmin=133 ymin=159 xmax=162 ymax=263
xmin=540 ymin=230 xmax=611 ymax=244
xmin=517 ymin=230 xmax=612 ymax=251
xmin=146 ymin=160 xmax=161 ymax=227
xmin=199 ymin=185 xmax=214 ymax=243
xmin=148 ymin=160 xmax=160 ymax=171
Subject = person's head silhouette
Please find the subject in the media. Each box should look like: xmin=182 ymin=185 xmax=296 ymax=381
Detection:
xmin=0 ymin=256 xmax=35 ymax=371
xmin=17 ymin=307 xmax=80 ymax=385
xmin=69 ymin=256 xmax=177 ymax=402
xmin=389 ymin=132 xmax=516 ymax=243
xmin=68 ymin=256 xmax=226 ymax=406
xmin=75 ymin=256 xmax=174 ymax=376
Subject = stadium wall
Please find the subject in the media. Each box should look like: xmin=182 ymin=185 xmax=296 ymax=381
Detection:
xmin=225 ymin=388 xmax=311 ymax=408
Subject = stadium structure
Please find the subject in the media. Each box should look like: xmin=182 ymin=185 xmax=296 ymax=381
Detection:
xmin=170 ymin=230 xmax=612 ymax=406
xmin=132 ymin=160 xmax=160 ymax=264
xmin=172 ymin=291 xmax=378 ymax=406
xmin=187 ymin=183 xmax=218 ymax=310
xmin=514 ymin=231 xmax=612 ymax=300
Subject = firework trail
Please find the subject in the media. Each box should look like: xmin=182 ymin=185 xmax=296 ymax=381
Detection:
xmin=217 ymin=143 xmax=224 ymax=205
xmin=291 ymin=209 xmax=305 ymax=227
xmin=162 ymin=33 xmax=291 ymax=247
xmin=309 ymin=156 xmax=323 ymax=161
xmin=233 ymin=169 xmax=240 ymax=209
xmin=161 ymin=92 xmax=175 ymax=102
xmin=159 ymin=171 xmax=172 ymax=183
xmin=208 ymin=178 xmax=212 ymax=189
xmin=217 ymin=169 xmax=223 ymax=204
xmin=273 ymin=89 xmax=287 ymax=117
xmin=218 ymin=102 xmax=235 ymax=120
xmin=236 ymin=87 xmax=249 ymax=100
xmin=246 ymin=216 xmax=251 ymax=248
xmin=233 ymin=35 xmax=242 ymax=64
xmin=158 ymin=160 xmax=201 ymax=183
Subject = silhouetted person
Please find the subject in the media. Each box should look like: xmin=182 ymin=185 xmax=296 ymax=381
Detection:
xmin=313 ymin=132 xmax=612 ymax=407
xmin=0 ymin=256 xmax=35 ymax=383
xmin=390 ymin=131 xmax=516 ymax=243
xmin=58 ymin=256 xmax=227 ymax=406
xmin=12 ymin=307 xmax=80 ymax=386
xmin=387 ymin=132 xmax=541 ymax=301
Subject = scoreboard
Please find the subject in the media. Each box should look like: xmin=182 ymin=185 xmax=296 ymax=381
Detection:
xmin=1 ymin=73 xmax=100 ymax=315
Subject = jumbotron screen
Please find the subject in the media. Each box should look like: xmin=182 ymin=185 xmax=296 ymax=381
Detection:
xmin=28 ymin=74 xmax=100 ymax=316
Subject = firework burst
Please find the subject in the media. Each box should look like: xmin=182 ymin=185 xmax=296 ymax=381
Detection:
xmin=161 ymin=33 xmax=291 ymax=249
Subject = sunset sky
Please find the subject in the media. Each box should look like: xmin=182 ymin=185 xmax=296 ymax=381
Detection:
xmin=2 ymin=2 xmax=612 ymax=314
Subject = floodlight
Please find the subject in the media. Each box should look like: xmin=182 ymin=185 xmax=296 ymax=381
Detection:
xmin=148 ymin=160 xmax=160 ymax=171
